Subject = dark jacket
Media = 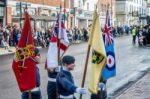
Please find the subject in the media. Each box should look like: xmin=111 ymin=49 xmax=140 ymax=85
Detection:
xmin=56 ymin=68 xmax=77 ymax=97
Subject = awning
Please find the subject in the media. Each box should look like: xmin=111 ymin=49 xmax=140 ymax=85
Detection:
xmin=30 ymin=15 xmax=57 ymax=21
xmin=12 ymin=15 xmax=57 ymax=21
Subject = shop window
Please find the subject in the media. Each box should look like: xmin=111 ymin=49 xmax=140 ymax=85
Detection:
xmin=0 ymin=7 xmax=4 ymax=16
xmin=87 ymin=3 xmax=89 ymax=10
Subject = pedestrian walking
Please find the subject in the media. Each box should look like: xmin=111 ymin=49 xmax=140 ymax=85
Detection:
xmin=21 ymin=48 xmax=42 ymax=99
xmin=137 ymin=26 xmax=144 ymax=46
xmin=131 ymin=27 xmax=137 ymax=45
xmin=147 ymin=25 xmax=150 ymax=44
xmin=56 ymin=55 xmax=87 ymax=99
xmin=0 ymin=29 xmax=3 ymax=46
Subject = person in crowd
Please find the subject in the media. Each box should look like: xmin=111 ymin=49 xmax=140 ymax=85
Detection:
xmin=142 ymin=28 xmax=147 ymax=45
xmin=125 ymin=25 xmax=130 ymax=35
xmin=13 ymin=26 xmax=18 ymax=46
xmin=0 ymin=29 xmax=3 ymax=46
xmin=34 ymin=30 xmax=39 ymax=46
xmin=112 ymin=27 xmax=117 ymax=37
xmin=16 ymin=30 xmax=21 ymax=45
xmin=131 ymin=27 xmax=137 ymax=45
xmin=147 ymin=25 xmax=150 ymax=44
xmin=83 ymin=28 xmax=88 ymax=41
xmin=137 ymin=26 xmax=144 ymax=46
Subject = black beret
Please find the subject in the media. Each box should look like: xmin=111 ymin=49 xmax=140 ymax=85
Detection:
xmin=62 ymin=55 xmax=75 ymax=64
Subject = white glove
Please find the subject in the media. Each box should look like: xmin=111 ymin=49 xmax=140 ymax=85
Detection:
xmin=98 ymin=82 xmax=106 ymax=91
xmin=54 ymin=66 xmax=61 ymax=72
xmin=76 ymin=87 xmax=87 ymax=94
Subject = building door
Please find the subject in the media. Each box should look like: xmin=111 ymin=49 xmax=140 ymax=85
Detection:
xmin=0 ymin=19 xmax=3 ymax=27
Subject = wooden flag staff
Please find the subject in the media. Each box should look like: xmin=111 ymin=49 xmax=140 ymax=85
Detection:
xmin=79 ymin=44 xmax=91 ymax=99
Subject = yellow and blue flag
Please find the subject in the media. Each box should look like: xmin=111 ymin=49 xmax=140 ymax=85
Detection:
xmin=88 ymin=11 xmax=106 ymax=94
xmin=102 ymin=10 xmax=116 ymax=80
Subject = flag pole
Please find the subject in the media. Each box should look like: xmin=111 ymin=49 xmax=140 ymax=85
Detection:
xmin=79 ymin=44 xmax=91 ymax=99
xmin=29 ymin=90 xmax=32 ymax=99
xmin=55 ymin=2 xmax=62 ymax=99
xmin=25 ymin=9 xmax=32 ymax=99
xmin=57 ymin=2 xmax=61 ymax=65
xmin=19 ymin=10 xmax=32 ymax=99
xmin=79 ymin=5 xmax=98 ymax=99
xmin=64 ymin=0 xmax=66 ymax=24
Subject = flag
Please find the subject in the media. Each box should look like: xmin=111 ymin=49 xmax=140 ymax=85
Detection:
xmin=46 ymin=11 xmax=69 ymax=69
xmin=12 ymin=12 xmax=36 ymax=92
xmin=102 ymin=10 xmax=116 ymax=80
xmin=88 ymin=11 xmax=106 ymax=94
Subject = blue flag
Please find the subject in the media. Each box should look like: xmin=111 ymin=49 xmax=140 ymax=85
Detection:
xmin=102 ymin=10 xmax=116 ymax=80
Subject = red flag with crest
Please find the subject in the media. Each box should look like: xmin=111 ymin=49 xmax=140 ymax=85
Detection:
xmin=12 ymin=12 xmax=36 ymax=92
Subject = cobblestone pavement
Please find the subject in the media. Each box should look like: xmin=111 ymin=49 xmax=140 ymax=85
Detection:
xmin=116 ymin=72 xmax=150 ymax=99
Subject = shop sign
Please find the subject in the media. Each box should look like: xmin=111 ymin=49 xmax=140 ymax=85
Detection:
xmin=41 ymin=9 xmax=49 ymax=16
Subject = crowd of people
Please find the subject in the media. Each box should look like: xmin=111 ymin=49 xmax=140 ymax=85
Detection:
xmin=0 ymin=25 xmax=89 ymax=51
xmin=111 ymin=25 xmax=150 ymax=46
xmin=130 ymin=25 xmax=150 ymax=46
xmin=1 ymin=24 xmax=150 ymax=52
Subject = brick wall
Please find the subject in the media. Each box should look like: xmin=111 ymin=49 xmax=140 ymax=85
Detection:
xmin=98 ymin=0 xmax=114 ymax=16
xmin=6 ymin=6 xmax=12 ymax=25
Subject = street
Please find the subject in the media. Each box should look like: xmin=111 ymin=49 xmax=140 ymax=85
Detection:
xmin=0 ymin=35 xmax=150 ymax=99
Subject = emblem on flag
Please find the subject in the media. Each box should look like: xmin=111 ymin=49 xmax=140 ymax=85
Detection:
xmin=12 ymin=12 xmax=36 ymax=92
xmin=106 ymin=51 xmax=115 ymax=70
xmin=102 ymin=10 xmax=116 ymax=80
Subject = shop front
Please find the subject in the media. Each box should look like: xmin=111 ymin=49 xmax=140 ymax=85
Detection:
xmin=76 ymin=10 xmax=93 ymax=29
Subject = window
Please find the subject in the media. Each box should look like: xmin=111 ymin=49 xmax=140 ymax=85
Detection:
xmin=0 ymin=7 xmax=4 ymax=16
xmin=87 ymin=3 xmax=89 ymax=10
xmin=79 ymin=1 xmax=81 ymax=8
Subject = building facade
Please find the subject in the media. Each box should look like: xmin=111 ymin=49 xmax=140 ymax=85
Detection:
xmin=98 ymin=0 xmax=116 ymax=27
xmin=0 ymin=0 xmax=6 ymax=27
xmin=5 ymin=0 xmax=116 ymax=29
xmin=74 ymin=0 xmax=96 ymax=28
xmin=116 ymin=0 xmax=148 ymax=26
xmin=6 ymin=0 xmax=70 ymax=30
xmin=72 ymin=0 xmax=116 ymax=29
